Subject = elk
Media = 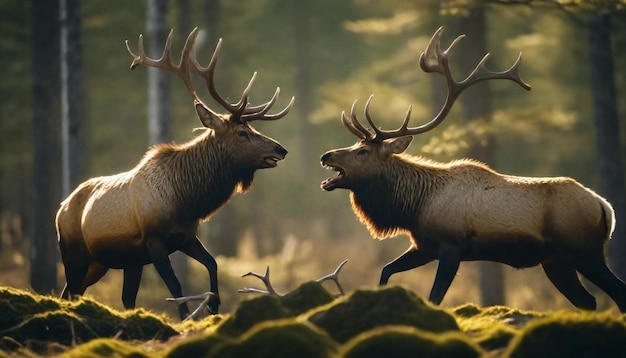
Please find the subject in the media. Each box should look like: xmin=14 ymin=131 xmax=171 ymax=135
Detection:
xmin=56 ymin=28 xmax=293 ymax=319
xmin=320 ymin=27 xmax=626 ymax=312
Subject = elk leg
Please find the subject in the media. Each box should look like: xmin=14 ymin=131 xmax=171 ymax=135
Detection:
xmin=541 ymin=256 xmax=596 ymax=310
xmin=122 ymin=266 xmax=143 ymax=309
xmin=429 ymin=246 xmax=462 ymax=305
xmin=576 ymin=257 xmax=626 ymax=313
xmin=79 ymin=262 xmax=109 ymax=293
xmin=380 ymin=246 xmax=436 ymax=285
xmin=179 ymin=237 xmax=220 ymax=313
xmin=145 ymin=237 xmax=190 ymax=319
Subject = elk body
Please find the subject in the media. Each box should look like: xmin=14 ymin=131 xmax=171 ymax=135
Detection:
xmin=320 ymin=27 xmax=626 ymax=312
xmin=56 ymin=28 xmax=293 ymax=319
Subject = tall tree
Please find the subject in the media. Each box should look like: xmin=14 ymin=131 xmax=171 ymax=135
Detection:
xmin=586 ymin=12 xmax=626 ymax=280
xmin=454 ymin=8 xmax=506 ymax=306
xmin=60 ymin=0 xmax=85 ymax=197
xmin=30 ymin=0 xmax=62 ymax=293
xmin=146 ymin=0 xmax=191 ymax=290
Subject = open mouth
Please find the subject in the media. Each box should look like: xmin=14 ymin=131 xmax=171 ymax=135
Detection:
xmin=263 ymin=156 xmax=283 ymax=168
xmin=321 ymin=165 xmax=345 ymax=191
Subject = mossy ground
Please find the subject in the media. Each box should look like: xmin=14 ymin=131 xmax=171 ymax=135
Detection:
xmin=1 ymin=285 xmax=624 ymax=357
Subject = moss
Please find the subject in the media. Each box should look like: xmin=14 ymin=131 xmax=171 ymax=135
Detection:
xmin=503 ymin=311 xmax=626 ymax=358
xmin=0 ymin=287 xmax=60 ymax=329
xmin=164 ymin=333 xmax=229 ymax=358
xmin=59 ymin=338 xmax=150 ymax=358
xmin=307 ymin=286 xmax=459 ymax=343
xmin=212 ymin=320 xmax=338 ymax=358
xmin=118 ymin=310 xmax=178 ymax=341
xmin=216 ymin=295 xmax=289 ymax=337
xmin=453 ymin=303 xmax=483 ymax=318
xmin=341 ymin=325 xmax=482 ymax=358
xmin=3 ymin=310 xmax=92 ymax=346
xmin=279 ymin=281 xmax=335 ymax=316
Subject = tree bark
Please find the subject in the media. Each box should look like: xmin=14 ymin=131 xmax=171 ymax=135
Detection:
xmin=454 ymin=8 xmax=506 ymax=306
xmin=60 ymin=0 xmax=85 ymax=197
xmin=586 ymin=13 xmax=626 ymax=280
xmin=30 ymin=0 xmax=62 ymax=293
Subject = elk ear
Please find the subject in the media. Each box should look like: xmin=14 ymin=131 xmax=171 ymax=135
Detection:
xmin=195 ymin=102 xmax=226 ymax=131
xmin=386 ymin=136 xmax=413 ymax=154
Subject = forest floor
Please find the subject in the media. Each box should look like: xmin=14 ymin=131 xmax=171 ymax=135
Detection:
xmin=1 ymin=283 xmax=626 ymax=358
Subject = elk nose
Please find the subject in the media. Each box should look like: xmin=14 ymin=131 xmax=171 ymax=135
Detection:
xmin=275 ymin=145 xmax=288 ymax=158
xmin=320 ymin=152 xmax=331 ymax=164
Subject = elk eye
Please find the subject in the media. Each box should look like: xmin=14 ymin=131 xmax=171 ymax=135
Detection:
xmin=357 ymin=149 xmax=369 ymax=156
xmin=237 ymin=131 xmax=249 ymax=139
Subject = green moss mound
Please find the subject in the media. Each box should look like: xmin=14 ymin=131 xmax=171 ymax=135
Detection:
xmin=341 ymin=325 xmax=482 ymax=358
xmin=279 ymin=281 xmax=335 ymax=315
xmin=216 ymin=295 xmax=289 ymax=337
xmin=453 ymin=304 xmax=543 ymax=351
xmin=503 ymin=312 xmax=626 ymax=358
xmin=59 ymin=338 xmax=150 ymax=358
xmin=164 ymin=333 xmax=229 ymax=358
xmin=212 ymin=320 xmax=337 ymax=358
xmin=0 ymin=287 xmax=178 ymax=353
xmin=307 ymin=286 xmax=459 ymax=343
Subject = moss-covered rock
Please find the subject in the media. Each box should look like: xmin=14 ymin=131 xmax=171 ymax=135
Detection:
xmin=163 ymin=333 xmax=230 ymax=358
xmin=279 ymin=281 xmax=335 ymax=316
xmin=0 ymin=287 xmax=178 ymax=353
xmin=341 ymin=325 xmax=483 ymax=358
xmin=59 ymin=338 xmax=150 ymax=358
xmin=503 ymin=311 xmax=626 ymax=358
xmin=212 ymin=320 xmax=338 ymax=358
xmin=307 ymin=286 xmax=459 ymax=343
xmin=216 ymin=295 xmax=289 ymax=337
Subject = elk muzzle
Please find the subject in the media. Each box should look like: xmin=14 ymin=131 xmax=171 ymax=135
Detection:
xmin=320 ymin=151 xmax=345 ymax=191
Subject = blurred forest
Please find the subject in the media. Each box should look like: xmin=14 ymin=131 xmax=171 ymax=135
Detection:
xmin=1 ymin=0 xmax=626 ymax=319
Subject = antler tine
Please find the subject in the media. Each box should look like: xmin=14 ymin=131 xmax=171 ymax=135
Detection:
xmin=316 ymin=259 xmax=348 ymax=296
xmin=189 ymin=38 xmax=236 ymax=112
xmin=166 ymin=292 xmax=216 ymax=320
xmin=363 ymin=26 xmax=530 ymax=141
xmin=234 ymin=71 xmax=258 ymax=114
xmin=126 ymin=28 xmax=199 ymax=100
xmin=238 ymin=266 xmax=282 ymax=296
xmin=358 ymin=96 xmax=414 ymax=143
xmin=242 ymin=91 xmax=295 ymax=122
xmin=343 ymin=99 xmax=374 ymax=140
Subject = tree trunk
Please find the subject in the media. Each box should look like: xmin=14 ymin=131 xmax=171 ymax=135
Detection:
xmin=147 ymin=0 xmax=191 ymax=290
xmin=60 ymin=0 xmax=85 ymax=197
xmin=586 ymin=13 xmax=626 ymax=280
xmin=30 ymin=0 xmax=62 ymax=294
xmin=454 ymin=8 xmax=506 ymax=306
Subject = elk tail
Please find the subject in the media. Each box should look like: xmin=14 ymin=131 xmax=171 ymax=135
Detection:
xmin=598 ymin=195 xmax=616 ymax=240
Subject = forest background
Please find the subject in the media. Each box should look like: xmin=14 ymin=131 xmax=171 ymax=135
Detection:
xmin=1 ymin=0 xmax=625 ymax=319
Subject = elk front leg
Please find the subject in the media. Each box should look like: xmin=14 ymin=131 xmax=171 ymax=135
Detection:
xmin=145 ymin=237 xmax=190 ymax=319
xmin=429 ymin=245 xmax=462 ymax=305
xmin=380 ymin=245 xmax=436 ymax=285
xmin=179 ymin=236 xmax=221 ymax=313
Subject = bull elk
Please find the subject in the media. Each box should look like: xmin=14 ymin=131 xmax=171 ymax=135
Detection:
xmin=56 ymin=28 xmax=293 ymax=319
xmin=320 ymin=27 xmax=626 ymax=312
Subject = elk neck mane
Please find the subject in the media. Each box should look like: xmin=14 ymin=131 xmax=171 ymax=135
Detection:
xmin=349 ymin=153 xmax=452 ymax=239
xmin=138 ymin=129 xmax=255 ymax=222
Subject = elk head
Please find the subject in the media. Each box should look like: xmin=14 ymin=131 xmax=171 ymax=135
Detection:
xmin=320 ymin=27 xmax=531 ymax=191
xmin=126 ymin=28 xmax=293 ymax=173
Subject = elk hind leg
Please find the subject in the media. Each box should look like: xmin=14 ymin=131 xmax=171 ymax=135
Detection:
xmin=122 ymin=266 xmax=143 ymax=309
xmin=575 ymin=255 xmax=626 ymax=313
xmin=541 ymin=256 xmax=596 ymax=310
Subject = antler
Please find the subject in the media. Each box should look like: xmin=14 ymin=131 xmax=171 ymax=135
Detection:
xmin=238 ymin=260 xmax=348 ymax=297
xmin=126 ymin=28 xmax=294 ymax=123
xmin=166 ymin=291 xmax=216 ymax=321
xmin=343 ymin=26 xmax=531 ymax=143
